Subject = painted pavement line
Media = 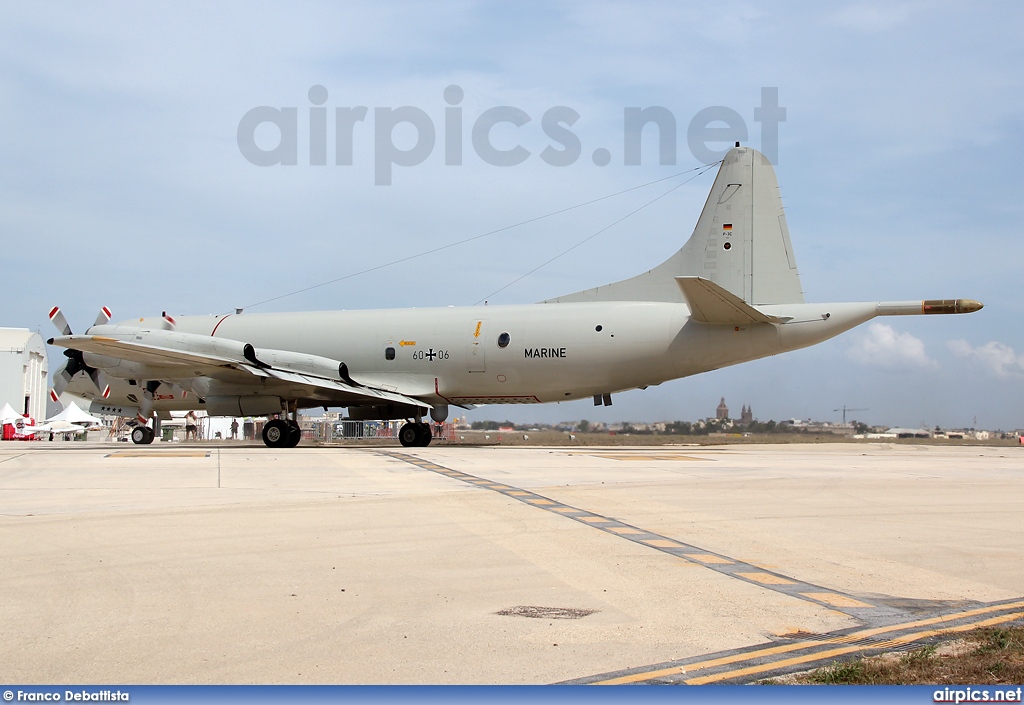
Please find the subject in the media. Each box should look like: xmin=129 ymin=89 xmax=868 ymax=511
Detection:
xmin=590 ymin=601 xmax=1024 ymax=685
xmin=106 ymin=451 xmax=211 ymax=458
xmin=379 ymin=451 xmax=888 ymax=616
xmin=685 ymin=609 xmax=1024 ymax=685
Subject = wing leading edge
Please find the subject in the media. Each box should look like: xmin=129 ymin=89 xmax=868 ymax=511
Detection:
xmin=48 ymin=333 xmax=431 ymax=410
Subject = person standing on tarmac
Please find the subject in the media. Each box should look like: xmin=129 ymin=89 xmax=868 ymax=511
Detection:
xmin=185 ymin=411 xmax=198 ymax=441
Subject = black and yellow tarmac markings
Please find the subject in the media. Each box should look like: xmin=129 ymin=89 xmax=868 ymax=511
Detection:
xmin=567 ymin=452 xmax=707 ymax=462
xmin=381 ymin=451 xmax=892 ymax=619
xmin=579 ymin=599 xmax=1024 ymax=684
xmin=106 ymin=450 xmax=210 ymax=458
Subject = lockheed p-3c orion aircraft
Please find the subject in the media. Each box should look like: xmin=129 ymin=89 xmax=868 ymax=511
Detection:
xmin=48 ymin=146 xmax=982 ymax=447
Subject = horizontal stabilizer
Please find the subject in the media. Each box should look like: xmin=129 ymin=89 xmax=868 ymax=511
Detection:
xmin=676 ymin=277 xmax=788 ymax=325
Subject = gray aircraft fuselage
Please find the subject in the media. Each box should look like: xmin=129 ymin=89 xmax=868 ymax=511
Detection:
xmin=146 ymin=300 xmax=876 ymax=406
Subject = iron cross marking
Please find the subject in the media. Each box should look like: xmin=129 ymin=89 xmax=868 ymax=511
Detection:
xmin=425 ymin=349 xmax=437 ymax=361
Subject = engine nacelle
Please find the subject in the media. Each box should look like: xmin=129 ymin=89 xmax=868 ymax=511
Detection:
xmin=245 ymin=344 xmax=348 ymax=381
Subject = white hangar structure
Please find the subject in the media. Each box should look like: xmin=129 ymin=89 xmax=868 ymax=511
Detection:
xmin=0 ymin=328 xmax=48 ymax=422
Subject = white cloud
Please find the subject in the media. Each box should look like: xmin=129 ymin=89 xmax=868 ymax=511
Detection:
xmin=848 ymin=322 xmax=938 ymax=369
xmin=947 ymin=340 xmax=1024 ymax=378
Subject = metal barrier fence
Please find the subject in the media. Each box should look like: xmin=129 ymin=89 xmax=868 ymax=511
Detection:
xmin=302 ymin=419 xmax=456 ymax=443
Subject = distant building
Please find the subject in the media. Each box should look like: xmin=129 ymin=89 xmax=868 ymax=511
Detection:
xmin=716 ymin=397 xmax=729 ymax=420
xmin=887 ymin=427 xmax=932 ymax=439
xmin=0 ymin=328 xmax=48 ymax=422
xmin=740 ymin=404 xmax=753 ymax=425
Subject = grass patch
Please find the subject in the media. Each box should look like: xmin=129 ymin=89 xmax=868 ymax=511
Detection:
xmin=762 ymin=626 xmax=1024 ymax=685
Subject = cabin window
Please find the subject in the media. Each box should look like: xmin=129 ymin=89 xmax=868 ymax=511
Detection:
xmin=385 ymin=346 xmax=396 ymax=360
xmin=497 ymin=332 xmax=511 ymax=348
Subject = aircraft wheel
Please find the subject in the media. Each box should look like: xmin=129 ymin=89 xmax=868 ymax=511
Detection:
xmin=262 ymin=419 xmax=291 ymax=448
xmin=131 ymin=426 xmax=153 ymax=445
xmin=285 ymin=421 xmax=302 ymax=448
xmin=416 ymin=423 xmax=432 ymax=447
xmin=398 ymin=423 xmax=419 ymax=447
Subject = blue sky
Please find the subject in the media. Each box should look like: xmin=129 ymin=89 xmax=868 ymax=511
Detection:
xmin=2 ymin=1 xmax=1022 ymax=429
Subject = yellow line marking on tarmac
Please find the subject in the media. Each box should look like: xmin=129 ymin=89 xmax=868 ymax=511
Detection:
xmin=507 ymin=491 xmax=531 ymax=496
xmin=609 ymin=527 xmax=646 ymax=535
xmin=737 ymin=572 xmax=797 ymax=585
xmin=686 ymin=610 xmax=1024 ymax=685
xmin=851 ymin=600 xmax=1024 ymax=638
xmin=801 ymin=592 xmax=873 ymax=608
xmin=579 ymin=516 xmax=610 ymax=523
xmin=107 ymin=451 xmax=209 ymax=458
xmin=552 ymin=507 xmax=578 ymax=513
xmin=594 ymin=601 xmax=1024 ymax=685
xmin=529 ymin=499 xmax=556 ymax=505
xmin=684 ymin=554 xmax=733 ymax=564
xmin=583 ymin=453 xmax=704 ymax=461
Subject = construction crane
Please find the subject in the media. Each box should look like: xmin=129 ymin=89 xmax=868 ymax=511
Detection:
xmin=834 ymin=406 xmax=868 ymax=425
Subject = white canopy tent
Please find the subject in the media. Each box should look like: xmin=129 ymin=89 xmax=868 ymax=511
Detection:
xmin=1 ymin=402 xmax=21 ymax=423
xmin=46 ymin=401 xmax=104 ymax=427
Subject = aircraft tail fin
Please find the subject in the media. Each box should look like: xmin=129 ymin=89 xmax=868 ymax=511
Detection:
xmin=545 ymin=146 xmax=805 ymax=305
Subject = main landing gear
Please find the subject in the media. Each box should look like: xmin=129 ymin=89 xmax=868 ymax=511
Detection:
xmin=398 ymin=422 xmax=432 ymax=448
xmin=130 ymin=425 xmax=155 ymax=444
xmin=262 ymin=418 xmax=302 ymax=448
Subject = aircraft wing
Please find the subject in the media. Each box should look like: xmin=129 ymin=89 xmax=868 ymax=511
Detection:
xmin=49 ymin=334 xmax=431 ymax=410
xmin=51 ymin=334 xmax=237 ymax=368
xmin=255 ymin=367 xmax=431 ymax=408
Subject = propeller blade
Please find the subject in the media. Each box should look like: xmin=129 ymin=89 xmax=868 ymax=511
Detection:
xmin=53 ymin=367 xmax=72 ymax=396
xmin=93 ymin=306 xmax=112 ymax=327
xmin=88 ymin=369 xmax=109 ymax=398
xmin=49 ymin=388 xmax=62 ymax=406
xmin=161 ymin=312 xmax=176 ymax=330
xmin=48 ymin=306 xmax=72 ymax=336
xmin=63 ymin=348 xmax=86 ymax=378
